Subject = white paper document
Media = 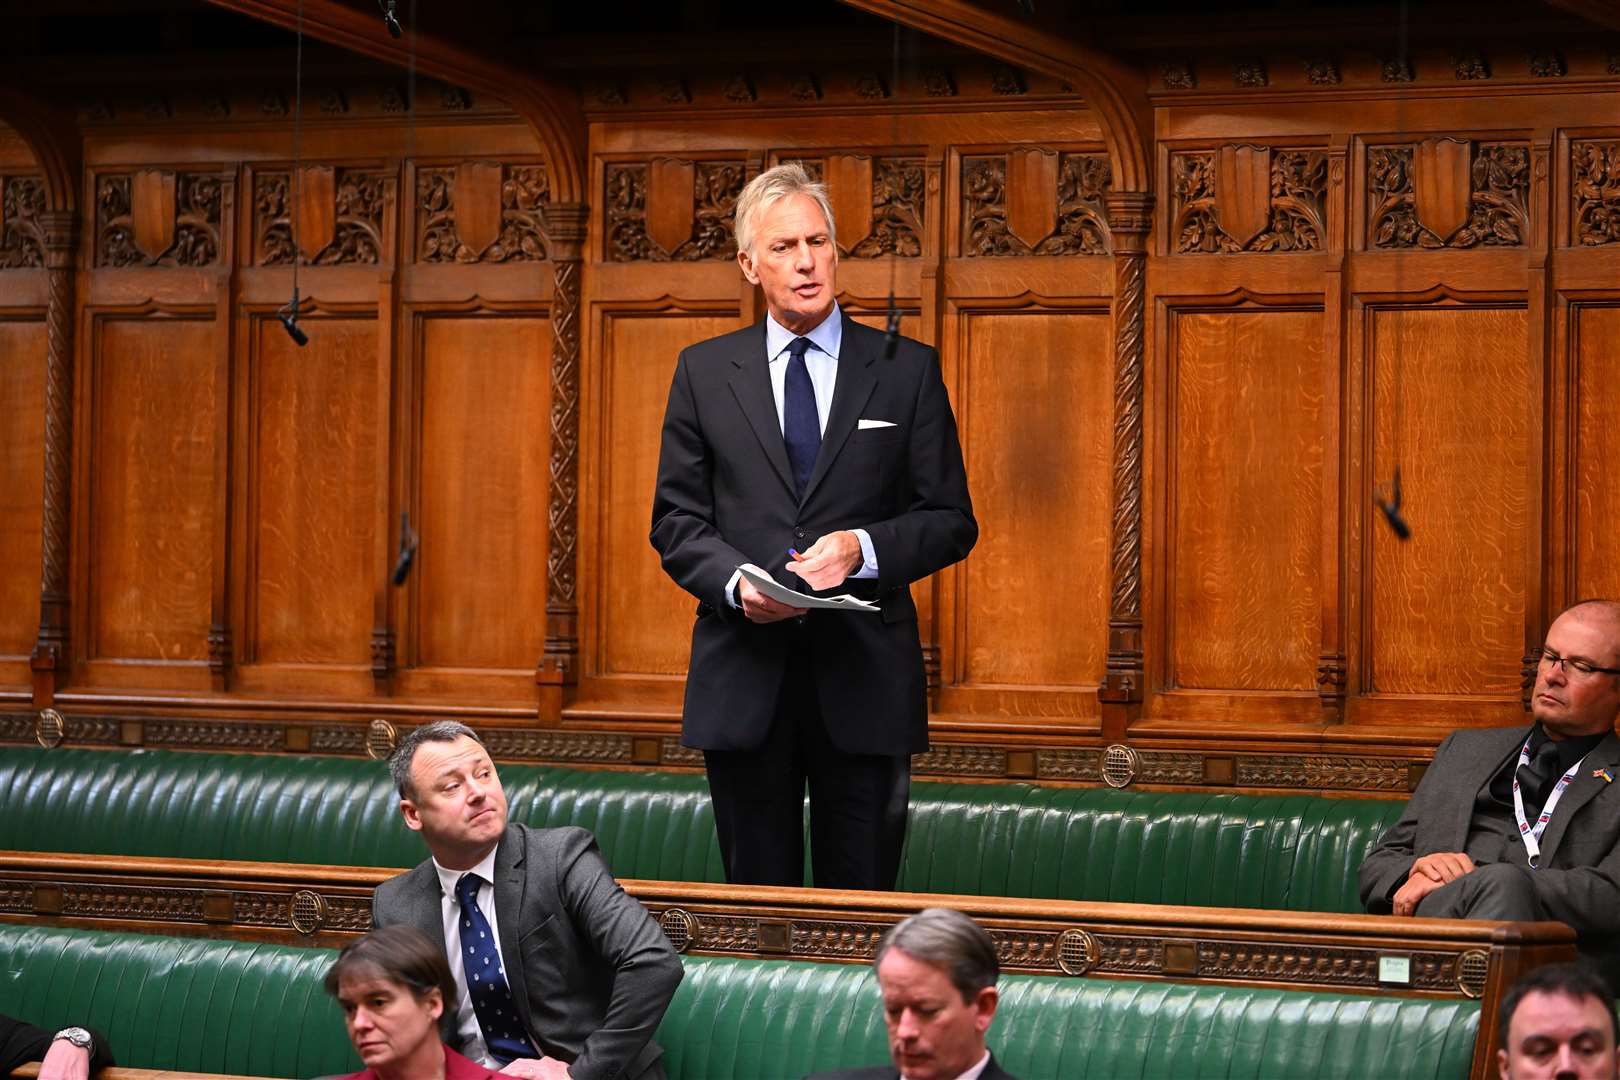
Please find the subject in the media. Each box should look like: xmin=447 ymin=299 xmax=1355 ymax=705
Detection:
xmin=737 ymin=564 xmax=881 ymax=613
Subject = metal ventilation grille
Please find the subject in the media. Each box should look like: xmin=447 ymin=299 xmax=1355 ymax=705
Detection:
xmin=366 ymin=719 xmax=398 ymax=761
xmin=659 ymin=908 xmax=697 ymax=953
xmin=1055 ymin=928 xmax=1098 ymax=975
xmin=289 ymin=890 xmax=328 ymax=935
xmin=35 ymin=708 xmax=65 ymax=750
xmin=1101 ymin=744 xmax=1139 ymax=788
xmin=1456 ymin=949 xmax=1490 ymax=999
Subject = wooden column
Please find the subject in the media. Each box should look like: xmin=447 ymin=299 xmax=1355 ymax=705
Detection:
xmin=538 ymin=201 xmax=587 ymax=720
xmin=1100 ymin=192 xmax=1153 ymax=726
xmin=30 ymin=210 xmax=80 ymax=705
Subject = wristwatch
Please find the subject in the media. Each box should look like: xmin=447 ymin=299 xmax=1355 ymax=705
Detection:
xmin=52 ymin=1027 xmax=93 ymax=1053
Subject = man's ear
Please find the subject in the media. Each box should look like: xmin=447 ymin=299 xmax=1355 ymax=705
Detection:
xmin=400 ymin=797 xmax=423 ymax=833
xmin=1496 ymin=1046 xmax=1509 ymax=1079
xmin=973 ymin=986 xmax=998 ymax=1034
xmin=737 ymin=247 xmax=759 ymax=285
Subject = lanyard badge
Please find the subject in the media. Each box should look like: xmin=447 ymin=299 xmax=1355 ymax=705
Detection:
xmin=1512 ymin=736 xmax=1589 ymax=869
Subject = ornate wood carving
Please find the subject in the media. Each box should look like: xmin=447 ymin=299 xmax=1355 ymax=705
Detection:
xmin=0 ymin=712 xmax=118 ymax=746
xmin=798 ymin=156 xmax=925 ymax=257
xmin=144 ymin=720 xmax=283 ymax=751
xmin=540 ymin=203 xmax=587 ymax=688
xmin=963 ymin=151 xmax=1111 ymax=256
xmin=1233 ymin=60 xmax=1268 ymax=87
xmin=311 ymin=725 xmax=369 ymax=755
xmin=207 ymin=624 xmax=231 ymax=679
xmin=604 ymin=160 xmax=745 ymax=261
xmin=1196 ymin=941 xmax=1456 ymax=991
xmin=30 ymin=210 xmax=79 ymax=687
xmin=1134 ymin=751 xmax=1205 ymax=785
xmin=1368 ymin=140 xmax=1529 ymax=248
xmin=1317 ymin=654 xmax=1348 ymax=703
xmin=0 ymin=176 xmax=46 ymax=268
xmin=1453 ymin=51 xmax=1490 ymax=80
xmin=1304 ymin=59 xmax=1341 ymax=85
xmin=660 ymin=737 xmax=706 ymax=768
xmin=1036 ymin=748 xmax=1104 ymax=781
xmin=1170 ymin=147 xmax=1328 ymax=253
xmin=1381 ymin=57 xmax=1414 ymax=82
xmin=418 ymin=162 xmax=549 ymax=263
xmin=1235 ymin=755 xmax=1410 ymax=792
xmin=1573 ymin=141 xmax=1620 ymax=246
xmin=479 ymin=729 xmax=634 ymax=763
xmin=1161 ymin=62 xmax=1196 ymax=90
xmin=255 ymin=168 xmax=391 ymax=265
xmin=912 ymin=745 xmax=1007 ymax=776
xmin=95 ymin=171 xmax=223 ymax=267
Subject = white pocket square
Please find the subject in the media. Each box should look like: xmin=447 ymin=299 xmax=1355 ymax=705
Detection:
xmin=857 ymin=419 xmax=897 ymax=429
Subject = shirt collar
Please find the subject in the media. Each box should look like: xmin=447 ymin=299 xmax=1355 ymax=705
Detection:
xmin=1530 ymin=722 xmax=1609 ymax=771
xmin=903 ymin=1049 xmax=991 ymax=1080
xmin=432 ymin=845 xmax=500 ymax=900
xmin=765 ymin=302 xmax=842 ymax=363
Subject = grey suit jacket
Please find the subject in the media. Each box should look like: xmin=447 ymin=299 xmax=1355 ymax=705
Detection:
xmin=372 ymin=824 xmax=683 ymax=1080
xmin=803 ymin=1052 xmax=1018 ymax=1080
xmin=1359 ymin=724 xmax=1620 ymax=936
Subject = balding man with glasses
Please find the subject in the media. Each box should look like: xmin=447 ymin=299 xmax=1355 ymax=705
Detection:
xmin=1361 ymin=600 xmax=1620 ymax=979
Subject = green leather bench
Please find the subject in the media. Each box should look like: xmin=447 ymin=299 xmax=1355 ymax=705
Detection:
xmin=0 ymin=747 xmax=1405 ymax=911
xmin=0 ymin=925 xmax=1480 ymax=1080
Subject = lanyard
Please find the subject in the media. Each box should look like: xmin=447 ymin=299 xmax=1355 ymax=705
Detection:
xmin=1512 ymin=736 xmax=1589 ymax=869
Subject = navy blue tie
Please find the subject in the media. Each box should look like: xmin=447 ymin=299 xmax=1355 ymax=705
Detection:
xmin=783 ymin=336 xmax=821 ymax=498
xmin=455 ymin=873 xmax=538 ymax=1065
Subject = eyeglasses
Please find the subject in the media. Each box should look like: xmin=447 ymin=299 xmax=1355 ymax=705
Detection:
xmin=1539 ymin=649 xmax=1620 ymax=678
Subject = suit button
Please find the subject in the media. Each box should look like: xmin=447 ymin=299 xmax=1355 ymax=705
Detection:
xmin=795 ymin=529 xmax=805 ymax=539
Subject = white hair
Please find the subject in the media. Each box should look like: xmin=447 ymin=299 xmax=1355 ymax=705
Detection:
xmin=733 ymin=162 xmax=836 ymax=257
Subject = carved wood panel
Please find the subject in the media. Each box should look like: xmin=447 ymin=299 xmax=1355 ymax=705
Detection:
xmin=417 ymin=162 xmax=550 ymax=263
xmin=253 ymin=168 xmax=392 ymax=266
xmin=1368 ymin=306 xmax=1530 ymax=696
xmin=0 ymin=176 xmax=46 ymax=268
xmin=797 ymin=156 xmax=927 ymax=257
xmin=1572 ymin=305 xmax=1620 ymax=601
xmin=1366 ymin=140 xmax=1530 ymax=249
xmin=961 ymin=151 xmax=1111 ymax=256
xmin=1169 ymin=147 xmax=1328 ymax=253
xmin=249 ymin=317 xmax=377 ymax=665
xmin=1572 ymin=141 xmax=1620 ymax=247
xmin=603 ymin=159 xmax=746 ymax=261
xmin=1170 ymin=310 xmax=1324 ymax=691
xmin=0 ymin=320 xmax=46 ymax=663
xmin=413 ymin=316 xmax=551 ymax=672
xmin=87 ymin=318 xmax=218 ymax=662
xmin=95 ymin=171 xmax=225 ymax=268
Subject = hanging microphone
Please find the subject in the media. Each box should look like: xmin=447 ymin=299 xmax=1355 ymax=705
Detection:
xmin=1374 ymin=467 xmax=1411 ymax=540
xmin=277 ymin=287 xmax=309 ymax=346
xmin=391 ymin=511 xmax=419 ymax=585
xmin=378 ymin=0 xmax=402 ymax=38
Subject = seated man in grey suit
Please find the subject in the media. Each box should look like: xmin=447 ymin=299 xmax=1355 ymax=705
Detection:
xmin=806 ymin=908 xmax=1018 ymax=1080
xmin=373 ymin=721 xmax=683 ymax=1080
xmin=1360 ymin=600 xmax=1620 ymax=977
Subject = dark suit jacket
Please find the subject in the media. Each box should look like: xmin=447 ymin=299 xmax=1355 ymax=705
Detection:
xmin=0 ymin=1015 xmax=114 ymax=1075
xmin=371 ymin=824 xmax=683 ymax=1080
xmin=803 ymin=1051 xmax=1019 ymax=1080
xmin=650 ymin=314 xmax=977 ymax=756
xmin=1359 ymin=724 xmax=1620 ymax=937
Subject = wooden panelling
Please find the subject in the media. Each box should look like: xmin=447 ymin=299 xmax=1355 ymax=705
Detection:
xmin=954 ymin=309 xmax=1112 ymax=691
xmin=598 ymin=311 xmax=735 ymax=678
xmin=414 ymin=315 xmax=550 ymax=671
xmin=1573 ymin=304 xmax=1620 ymax=602
xmin=1170 ymin=309 xmax=1323 ymax=691
xmin=87 ymin=317 xmax=217 ymax=663
xmin=249 ymin=316 xmax=376 ymax=665
xmin=1368 ymin=306 xmax=1529 ymax=697
xmin=0 ymin=319 xmax=45 ymax=663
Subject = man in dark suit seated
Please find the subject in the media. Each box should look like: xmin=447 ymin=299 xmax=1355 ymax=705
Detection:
xmin=1496 ymin=961 xmax=1619 ymax=1080
xmin=650 ymin=162 xmax=976 ymax=890
xmin=1360 ymin=600 xmax=1620 ymax=977
xmin=372 ymin=721 xmax=683 ymax=1080
xmin=0 ymin=1014 xmax=112 ymax=1079
xmin=806 ymin=908 xmax=1018 ymax=1080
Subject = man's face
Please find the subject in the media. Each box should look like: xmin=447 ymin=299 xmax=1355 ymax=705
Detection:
xmin=878 ymin=948 xmax=997 ymax=1080
xmin=1498 ymin=990 xmax=1620 ymax=1080
xmin=338 ymin=974 xmax=443 ymax=1072
xmin=736 ymin=193 xmax=837 ymax=335
xmin=400 ymin=736 xmax=508 ymax=867
xmin=1532 ymin=610 xmax=1620 ymax=740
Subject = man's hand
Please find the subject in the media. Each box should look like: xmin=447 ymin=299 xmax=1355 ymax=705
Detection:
xmin=784 ymin=530 xmax=863 ymax=592
xmin=499 ymin=1056 xmax=572 ymax=1079
xmin=37 ymin=1039 xmax=91 ymax=1080
xmin=738 ymin=575 xmax=806 ymax=624
xmin=1392 ymin=852 xmax=1477 ymax=916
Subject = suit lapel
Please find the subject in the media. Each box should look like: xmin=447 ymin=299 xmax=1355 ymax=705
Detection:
xmin=799 ymin=313 xmax=877 ymax=508
xmin=728 ymin=322 xmax=796 ymax=499
xmin=492 ymin=826 xmax=530 ymax=1013
xmin=404 ymin=861 xmax=444 ymax=946
xmin=1537 ymin=731 xmax=1620 ymax=862
xmin=1441 ymin=726 xmax=1528 ymax=849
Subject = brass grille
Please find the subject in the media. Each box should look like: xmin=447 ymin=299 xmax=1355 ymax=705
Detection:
xmin=659 ymin=908 xmax=697 ymax=953
xmin=35 ymin=709 xmax=65 ymax=750
xmin=1055 ymin=928 xmax=1098 ymax=975
xmin=1456 ymin=949 xmax=1490 ymax=999
xmin=289 ymin=890 xmax=328 ymax=935
xmin=1101 ymin=744 xmax=1139 ymax=788
xmin=366 ymin=719 xmax=398 ymax=761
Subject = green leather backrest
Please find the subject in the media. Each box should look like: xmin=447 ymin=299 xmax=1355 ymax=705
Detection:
xmin=0 ymin=748 xmax=1404 ymax=910
xmin=0 ymin=924 xmax=357 ymax=1077
xmin=662 ymin=955 xmax=1481 ymax=1080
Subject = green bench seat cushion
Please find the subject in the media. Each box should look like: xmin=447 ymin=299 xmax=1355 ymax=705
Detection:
xmin=0 ymin=748 xmax=1406 ymax=911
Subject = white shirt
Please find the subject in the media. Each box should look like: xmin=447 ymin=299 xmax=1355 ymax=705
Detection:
xmin=432 ymin=848 xmax=509 ymax=1068
xmin=725 ymin=303 xmax=879 ymax=606
xmin=904 ymin=1050 xmax=992 ymax=1080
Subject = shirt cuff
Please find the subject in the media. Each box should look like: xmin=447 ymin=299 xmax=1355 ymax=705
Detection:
xmin=851 ymin=529 xmax=878 ymax=579
xmin=724 ymin=568 xmax=744 ymax=608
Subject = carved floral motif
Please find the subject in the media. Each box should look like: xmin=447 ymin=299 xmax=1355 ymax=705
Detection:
xmin=0 ymin=177 xmax=46 ymax=268
xmin=1368 ymin=142 xmax=1529 ymax=248
xmin=604 ymin=161 xmax=745 ymax=261
xmin=1171 ymin=149 xmax=1327 ymax=253
xmin=912 ymin=744 xmax=1006 ymax=776
xmin=854 ymin=160 xmax=925 ymax=257
xmin=963 ymin=152 xmax=1111 ymax=256
xmin=1573 ymin=141 xmax=1620 ymax=246
xmin=418 ymin=165 xmax=549 ymax=262
xmin=96 ymin=173 xmax=224 ymax=267
xmin=255 ymin=169 xmax=390 ymax=265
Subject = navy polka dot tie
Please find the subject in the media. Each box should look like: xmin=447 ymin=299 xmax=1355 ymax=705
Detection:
xmin=455 ymin=872 xmax=538 ymax=1065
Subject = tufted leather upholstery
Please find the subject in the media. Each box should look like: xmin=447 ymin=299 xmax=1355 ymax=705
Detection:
xmin=0 ymin=927 xmax=1479 ymax=1080
xmin=0 ymin=748 xmax=1404 ymax=910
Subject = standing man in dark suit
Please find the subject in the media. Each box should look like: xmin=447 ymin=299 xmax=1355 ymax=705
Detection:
xmin=1360 ymin=600 xmax=1620 ymax=976
xmin=803 ymin=908 xmax=1017 ymax=1080
xmin=650 ymin=162 xmax=976 ymax=891
xmin=372 ymin=722 xmax=682 ymax=1080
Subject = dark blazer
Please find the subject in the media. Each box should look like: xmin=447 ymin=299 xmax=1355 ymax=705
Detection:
xmin=372 ymin=824 xmax=683 ymax=1080
xmin=650 ymin=314 xmax=976 ymax=756
xmin=804 ymin=1051 xmax=1019 ymax=1080
xmin=0 ymin=1015 xmax=114 ymax=1075
xmin=1359 ymin=724 xmax=1620 ymax=936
